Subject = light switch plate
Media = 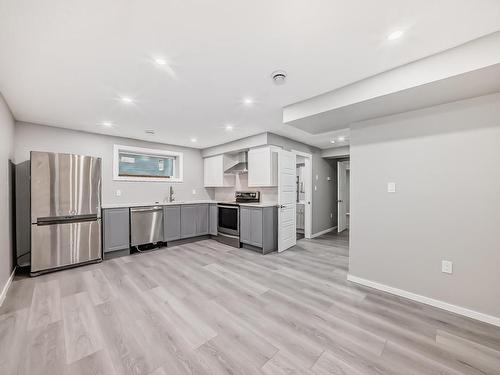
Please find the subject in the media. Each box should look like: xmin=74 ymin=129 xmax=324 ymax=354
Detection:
xmin=442 ymin=260 xmax=453 ymax=274
xmin=116 ymin=189 xmax=122 ymax=197
xmin=387 ymin=182 xmax=396 ymax=193
xmin=314 ymin=185 xmax=317 ymax=191
xmin=192 ymin=189 xmax=197 ymax=195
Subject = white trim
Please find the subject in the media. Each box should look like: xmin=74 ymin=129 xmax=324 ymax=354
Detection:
xmin=292 ymin=150 xmax=313 ymax=239
xmin=311 ymin=226 xmax=337 ymax=238
xmin=0 ymin=268 xmax=16 ymax=307
xmin=347 ymin=274 xmax=500 ymax=328
xmin=113 ymin=144 xmax=184 ymax=182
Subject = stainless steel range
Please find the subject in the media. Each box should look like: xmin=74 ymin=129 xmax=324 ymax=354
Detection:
xmin=216 ymin=191 xmax=260 ymax=248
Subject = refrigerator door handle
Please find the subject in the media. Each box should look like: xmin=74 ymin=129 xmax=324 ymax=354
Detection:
xmin=36 ymin=214 xmax=99 ymax=226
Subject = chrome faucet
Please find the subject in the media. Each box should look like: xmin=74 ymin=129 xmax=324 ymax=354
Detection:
xmin=168 ymin=185 xmax=175 ymax=202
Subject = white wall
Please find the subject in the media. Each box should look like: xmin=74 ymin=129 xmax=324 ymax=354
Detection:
xmin=210 ymin=173 xmax=278 ymax=203
xmin=349 ymin=92 xmax=500 ymax=320
xmin=0 ymin=93 xmax=15 ymax=297
xmin=15 ymin=122 xmax=211 ymax=205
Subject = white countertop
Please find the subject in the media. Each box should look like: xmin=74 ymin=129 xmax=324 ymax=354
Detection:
xmin=101 ymin=200 xmax=278 ymax=209
xmin=101 ymin=200 xmax=217 ymax=209
xmin=238 ymin=202 xmax=279 ymax=208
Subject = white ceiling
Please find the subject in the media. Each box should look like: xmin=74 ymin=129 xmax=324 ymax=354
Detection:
xmin=1 ymin=0 xmax=500 ymax=149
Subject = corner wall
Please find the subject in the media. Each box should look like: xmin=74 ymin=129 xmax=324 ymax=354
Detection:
xmin=0 ymin=93 xmax=15 ymax=299
xmin=349 ymin=92 xmax=500 ymax=321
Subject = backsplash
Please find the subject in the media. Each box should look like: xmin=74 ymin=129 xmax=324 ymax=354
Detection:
xmin=210 ymin=174 xmax=278 ymax=202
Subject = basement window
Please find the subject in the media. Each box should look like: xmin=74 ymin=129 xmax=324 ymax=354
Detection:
xmin=113 ymin=144 xmax=183 ymax=182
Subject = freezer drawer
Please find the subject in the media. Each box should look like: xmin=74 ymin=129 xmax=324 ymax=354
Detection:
xmin=130 ymin=206 xmax=164 ymax=246
xmin=31 ymin=219 xmax=101 ymax=274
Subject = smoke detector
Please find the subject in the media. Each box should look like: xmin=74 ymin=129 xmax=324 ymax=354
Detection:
xmin=271 ymin=70 xmax=287 ymax=85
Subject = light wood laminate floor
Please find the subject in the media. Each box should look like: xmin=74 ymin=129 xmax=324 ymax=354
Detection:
xmin=1 ymin=232 xmax=500 ymax=375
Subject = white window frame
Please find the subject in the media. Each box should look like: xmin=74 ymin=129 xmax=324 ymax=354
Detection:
xmin=113 ymin=144 xmax=184 ymax=182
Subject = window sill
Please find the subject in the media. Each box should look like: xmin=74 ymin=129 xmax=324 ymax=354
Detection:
xmin=113 ymin=176 xmax=184 ymax=183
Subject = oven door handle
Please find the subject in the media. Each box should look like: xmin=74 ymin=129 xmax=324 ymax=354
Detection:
xmin=217 ymin=232 xmax=240 ymax=239
xmin=217 ymin=205 xmax=240 ymax=209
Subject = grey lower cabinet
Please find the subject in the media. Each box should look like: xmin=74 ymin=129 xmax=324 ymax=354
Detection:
xmin=180 ymin=204 xmax=209 ymax=239
xmin=103 ymin=203 xmax=215 ymax=250
xmin=103 ymin=208 xmax=130 ymax=253
xmin=164 ymin=205 xmax=181 ymax=241
xmin=240 ymin=206 xmax=278 ymax=254
xmin=196 ymin=204 xmax=209 ymax=235
xmin=209 ymin=204 xmax=218 ymax=235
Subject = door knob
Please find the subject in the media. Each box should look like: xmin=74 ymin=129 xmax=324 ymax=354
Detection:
xmin=280 ymin=205 xmax=286 ymax=209
xmin=337 ymin=200 xmax=343 ymax=203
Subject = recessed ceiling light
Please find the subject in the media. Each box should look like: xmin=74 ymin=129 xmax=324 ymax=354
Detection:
xmin=387 ymin=30 xmax=404 ymax=41
xmin=120 ymin=96 xmax=134 ymax=103
xmin=225 ymin=124 xmax=234 ymax=131
xmin=243 ymin=97 xmax=254 ymax=105
xmin=190 ymin=138 xmax=197 ymax=143
xmin=154 ymin=58 xmax=167 ymax=65
xmin=101 ymin=121 xmax=113 ymax=127
xmin=145 ymin=129 xmax=155 ymax=134
xmin=330 ymin=139 xmax=335 ymax=144
xmin=338 ymin=136 xmax=346 ymax=142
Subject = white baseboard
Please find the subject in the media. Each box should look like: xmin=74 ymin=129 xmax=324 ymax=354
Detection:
xmin=311 ymin=226 xmax=337 ymax=238
xmin=347 ymin=274 xmax=500 ymax=328
xmin=0 ymin=268 xmax=16 ymax=307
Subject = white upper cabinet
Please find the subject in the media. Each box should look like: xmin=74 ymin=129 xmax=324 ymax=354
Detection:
xmin=204 ymin=155 xmax=235 ymax=187
xmin=247 ymin=146 xmax=278 ymax=187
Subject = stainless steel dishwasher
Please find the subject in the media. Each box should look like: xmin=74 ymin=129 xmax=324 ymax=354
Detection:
xmin=130 ymin=206 xmax=164 ymax=246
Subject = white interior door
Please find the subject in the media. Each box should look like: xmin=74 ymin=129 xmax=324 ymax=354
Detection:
xmin=337 ymin=161 xmax=347 ymax=232
xmin=278 ymin=149 xmax=297 ymax=252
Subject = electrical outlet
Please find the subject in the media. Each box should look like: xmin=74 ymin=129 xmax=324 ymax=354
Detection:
xmin=315 ymin=174 xmax=319 ymax=181
xmin=192 ymin=189 xmax=196 ymax=195
xmin=314 ymin=185 xmax=317 ymax=191
xmin=387 ymin=182 xmax=396 ymax=193
xmin=442 ymin=260 xmax=453 ymax=274
xmin=330 ymin=213 xmax=333 ymax=219
xmin=115 ymin=189 xmax=122 ymax=197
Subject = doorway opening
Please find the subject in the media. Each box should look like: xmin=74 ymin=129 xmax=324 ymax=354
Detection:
xmin=296 ymin=156 xmax=306 ymax=240
xmin=277 ymin=149 xmax=313 ymax=253
xmin=337 ymin=160 xmax=350 ymax=233
xmin=294 ymin=151 xmax=312 ymax=240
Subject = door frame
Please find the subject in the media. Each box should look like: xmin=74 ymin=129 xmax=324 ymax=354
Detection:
xmin=337 ymin=160 xmax=349 ymax=233
xmin=292 ymin=150 xmax=312 ymax=239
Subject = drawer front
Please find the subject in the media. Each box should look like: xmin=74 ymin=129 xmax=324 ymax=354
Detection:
xmin=31 ymin=219 xmax=101 ymax=273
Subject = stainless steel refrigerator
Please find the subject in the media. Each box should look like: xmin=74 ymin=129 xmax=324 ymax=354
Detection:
xmin=30 ymin=151 xmax=102 ymax=275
